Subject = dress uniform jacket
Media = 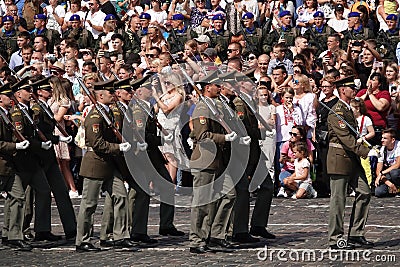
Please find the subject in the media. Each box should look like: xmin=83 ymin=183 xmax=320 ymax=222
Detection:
xmin=79 ymin=107 xmax=120 ymax=179
xmin=0 ymin=110 xmax=17 ymax=176
xmin=190 ymin=99 xmax=226 ymax=171
xmin=327 ymin=99 xmax=369 ymax=175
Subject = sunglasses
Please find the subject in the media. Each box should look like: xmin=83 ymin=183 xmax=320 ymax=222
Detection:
xmin=248 ymin=56 xmax=256 ymax=60
xmin=227 ymin=49 xmax=237 ymax=53
xmin=320 ymin=85 xmax=332 ymax=89
xmin=351 ymin=50 xmax=361 ymax=54
xmin=88 ymin=3 xmax=94 ymax=5
xmin=289 ymin=132 xmax=298 ymax=137
xmin=146 ymin=54 xmax=157 ymax=58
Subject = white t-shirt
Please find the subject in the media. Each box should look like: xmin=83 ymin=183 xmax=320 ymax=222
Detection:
xmin=64 ymin=11 xmax=86 ymax=25
xmin=146 ymin=9 xmax=168 ymax=25
xmin=356 ymin=115 xmax=373 ymax=137
xmin=46 ymin=5 xmax=66 ymax=34
xmin=85 ymin=10 xmax=107 ymax=39
xmin=294 ymin=158 xmax=311 ymax=183
xmin=378 ymin=140 xmax=400 ymax=165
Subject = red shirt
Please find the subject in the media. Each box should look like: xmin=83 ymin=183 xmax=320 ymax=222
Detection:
xmin=356 ymin=89 xmax=391 ymax=128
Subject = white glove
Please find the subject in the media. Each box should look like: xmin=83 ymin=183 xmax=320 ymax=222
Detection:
xmin=119 ymin=142 xmax=132 ymax=152
xmin=163 ymin=133 xmax=173 ymax=143
xmin=265 ymin=129 xmax=276 ymax=138
xmin=225 ymin=131 xmax=238 ymax=142
xmin=16 ymin=140 xmax=30 ymax=150
xmin=368 ymin=148 xmax=380 ymax=158
xmin=59 ymin=135 xmax=73 ymax=143
xmin=41 ymin=141 xmax=53 ymax=150
xmin=137 ymin=142 xmax=148 ymax=151
xmin=187 ymin=137 xmax=194 ymax=150
xmin=239 ymin=136 xmax=251 ymax=146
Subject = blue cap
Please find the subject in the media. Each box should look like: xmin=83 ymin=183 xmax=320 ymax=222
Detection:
xmin=34 ymin=14 xmax=47 ymax=20
xmin=104 ymin=14 xmax=117 ymax=21
xmin=212 ymin=14 xmax=225 ymax=21
xmin=2 ymin=15 xmax=14 ymax=23
xmin=69 ymin=14 xmax=80 ymax=21
xmin=139 ymin=13 xmax=151 ymax=20
xmin=313 ymin=11 xmax=324 ymax=18
xmin=386 ymin=14 xmax=398 ymax=21
xmin=279 ymin=10 xmax=291 ymax=17
xmin=348 ymin=12 xmax=360 ymax=18
xmin=171 ymin=13 xmax=184 ymax=20
xmin=242 ymin=12 xmax=254 ymax=20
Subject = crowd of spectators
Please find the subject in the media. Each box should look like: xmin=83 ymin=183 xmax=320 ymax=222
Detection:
xmin=0 ymin=0 xmax=399 ymax=199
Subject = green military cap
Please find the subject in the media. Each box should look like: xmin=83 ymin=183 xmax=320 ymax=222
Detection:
xmin=130 ymin=75 xmax=152 ymax=90
xmin=197 ymin=70 xmax=220 ymax=85
xmin=93 ymin=79 xmax=116 ymax=92
xmin=31 ymin=76 xmax=52 ymax=91
xmin=11 ymin=76 xmax=31 ymax=93
xmin=114 ymin=77 xmax=132 ymax=91
xmin=0 ymin=83 xmax=12 ymax=96
xmin=218 ymin=70 xmax=237 ymax=84
xmin=335 ymin=75 xmax=356 ymax=88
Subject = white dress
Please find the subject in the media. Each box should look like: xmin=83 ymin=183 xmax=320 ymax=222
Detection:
xmin=157 ymin=94 xmax=190 ymax=169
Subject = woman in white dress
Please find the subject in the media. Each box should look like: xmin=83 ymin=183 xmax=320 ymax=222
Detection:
xmin=154 ymin=73 xmax=189 ymax=185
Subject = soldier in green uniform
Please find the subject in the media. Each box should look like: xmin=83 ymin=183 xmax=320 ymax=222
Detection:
xmin=126 ymin=16 xmax=142 ymax=54
xmin=62 ymin=14 xmax=95 ymax=50
xmin=341 ymin=12 xmax=375 ymax=50
xmin=189 ymin=71 xmax=238 ymax=254
xmin=30 ymin=14 xmax=60 ymax=54
xmin=0 ymin=83 xmax=31 ymax=251
xmin=207 ymin=14 xmax=232 ymax=62
xmin=9 ymin=77 xmax=62 ymax=242
xmin=138 ymin=13 xmax=151 ymax=39
xmin=265 ymin=11 xmax=299 ymax=55
xmin=76 ymin=80 xmax=136 ymax=252
xmin=0 ymin=16 xmax=20 ymax=61
xmin=239 ymin=12 xmax=267 ymax=56
xmin=129 ymin=76 xmax=184 ymax=243
xmin=28 ymin=77 xmax=77 ymax=241
xmin=303 ymin=11 xmax=335 ymax=57
xmin=376 ymin=14 xmax=400 ymax=61
xmin=167 ymin=14 xmax=198 ymax=54
xmin=327 ymin=76 xmax=376 ymax=249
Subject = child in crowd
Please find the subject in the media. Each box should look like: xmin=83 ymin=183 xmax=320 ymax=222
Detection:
xmin=283 ymin=141 xmax=317 ymax=199
xmin=350 ymin=98 xmax=375 ymax=187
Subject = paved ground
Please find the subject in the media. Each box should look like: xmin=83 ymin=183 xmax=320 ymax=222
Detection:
xmin=0 ymin=195 xmax=399 ymax=266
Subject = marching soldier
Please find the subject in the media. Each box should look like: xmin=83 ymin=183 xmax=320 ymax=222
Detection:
xmin=376 ymin=14 xmax=400 ymax=61
xmin=167 ymin=14 xmax=198 ymax=54
xmin=129 ymin=76 xmax=184 ymax=243
xmin=63 ymin=14 xmax=95 ymax=50
xmin=0 ymin=16 xmax=20 ymax=60
xmin=29 ymin=77 xmax=77 ymax=241
xmin=341 ymin=12 xmax=375 ymax=50
xmin=265 ymin=11 xmax=299 ymax=55
xmin=327 ymin=76 xmax=376 ymax=249
xmin=76 ymin=80 xmax=136 ymax=252
xmin=303 ymin=11 xmax=335 ymax=57
xmin=0 ymin=83 xmax=31 ymax=251
xmin=9 ymin=77 xmax=60 ymax=242
xmin=189 ymin=71 xmax=238 ymax=253
xmin=207 ymin=14 xmax=232 ymax=62
xmin=30 ymin=14 xmax=61 ymax=54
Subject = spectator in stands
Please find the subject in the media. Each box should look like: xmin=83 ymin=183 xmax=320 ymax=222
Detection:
xmin=85 ymin=0 xmax=107 ymax=40
xmin=9 ymin=31 xmax=30 ymax=70
xmin=296 ymin=0 xmax=320 ymax=34
xmin=375 ymin=128 xmax=400 ymax=197
xmin=356 ymin=72 xmax=391 ymax=145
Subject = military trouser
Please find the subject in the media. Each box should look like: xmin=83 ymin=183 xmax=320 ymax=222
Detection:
xmin=19 ymin=168 xmax=52 ymax=232
xmin=43 ymin=161 xmax=77 ymax=235
xmin=76 ymin=175 xmax=129 ymax=246
xmin=1 ymin=174 xmax=25 ymax=240
xmin=21 ymin=186 xmax=33 ymax=234
xmin=328 ymin=172 xmax=371 ymax=246
xmin=128 ymin=179 xmax=150 ymax=235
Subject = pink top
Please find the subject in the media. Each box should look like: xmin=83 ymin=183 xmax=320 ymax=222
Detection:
xmin=281 ymin=139 xmax=315 ymax=171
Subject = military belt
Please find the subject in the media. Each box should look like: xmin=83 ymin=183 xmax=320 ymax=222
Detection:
xmin=329 ymin=143 xmax=344 ymax=149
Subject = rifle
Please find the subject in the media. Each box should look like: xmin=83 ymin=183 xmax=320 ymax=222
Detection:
xmin=10 ymin=95 xmax=48 ymax=142
xmin=115 ymin=99 xmax=146 ymax=144
xmin=75 ymin=75 xmax=124 ymax=143
xmin=30 ymin=93 xmax=70 ymax=137
xmin=0 ymin=107 xmax=26 ymax=141
xmin=218 ymin=94 xmax=247 ymax=136
xmin=169 ymin=54 xmax=233 ymax=133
